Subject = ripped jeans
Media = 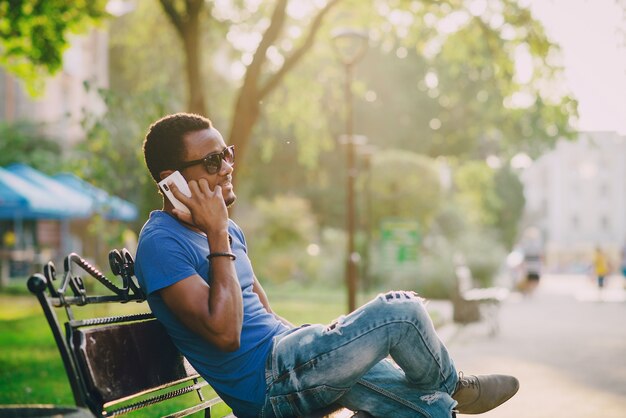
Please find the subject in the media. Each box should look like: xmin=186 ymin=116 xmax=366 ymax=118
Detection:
xmin=260 ymin=291 xmax=459 ymax=418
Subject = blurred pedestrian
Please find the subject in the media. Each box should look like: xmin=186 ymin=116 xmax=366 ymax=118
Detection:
xmin=593 ymin=246 xmax=610 ymax=289
xmin=518 ymin=227 xmax=543 ymax=295
xmin=523 ymin=250 xmax=542 ymax=293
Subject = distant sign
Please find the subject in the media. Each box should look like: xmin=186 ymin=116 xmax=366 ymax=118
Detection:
xmin=380 ymin=219 xmax=421 ymax=270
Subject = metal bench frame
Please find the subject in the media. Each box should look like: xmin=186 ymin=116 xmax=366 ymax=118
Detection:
xmin=27 ymin=249 xmax=225 ymax=418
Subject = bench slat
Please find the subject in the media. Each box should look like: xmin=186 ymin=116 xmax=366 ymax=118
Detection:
xmin=72 ymin=318 xmax=198 ymax=406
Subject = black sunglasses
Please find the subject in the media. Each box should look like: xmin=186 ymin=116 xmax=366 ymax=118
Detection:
xmin=176 ymin=145 xmax=235 ymax=174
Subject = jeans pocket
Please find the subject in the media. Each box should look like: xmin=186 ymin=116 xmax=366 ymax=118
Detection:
xmin=270 ymin=385 xmax=349 ymax=418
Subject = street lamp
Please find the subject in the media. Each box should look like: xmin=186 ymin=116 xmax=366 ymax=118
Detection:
xmin=332 ymin=28 xmax=369 ymax=312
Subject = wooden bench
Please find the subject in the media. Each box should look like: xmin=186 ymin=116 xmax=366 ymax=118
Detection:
xmin=27 ymin=249 xmax=368 ymax=418
xmin=451 ymin=264 xmax=509 ymax=336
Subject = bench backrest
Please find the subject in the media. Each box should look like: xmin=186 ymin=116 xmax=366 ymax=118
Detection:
xmin=27 ymin=249 xmax=222 ymax=417
xmin=73 ymin=319 xmax=195 ymax=407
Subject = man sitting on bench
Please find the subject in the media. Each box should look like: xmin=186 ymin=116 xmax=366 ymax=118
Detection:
xmin=135 ymin=113 xmax=519 ymax=418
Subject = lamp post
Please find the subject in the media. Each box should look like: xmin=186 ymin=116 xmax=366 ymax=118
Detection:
xmin=332 ymin=28 xmax=369 ymax=312
xmin=359 ymin=144 xmax=376 ymax=290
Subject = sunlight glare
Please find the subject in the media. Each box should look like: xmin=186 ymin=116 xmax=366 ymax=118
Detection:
xmin=514 ymin=44 xmax=534 ymax=84
xmin=437 ymin=11 xmax=470 ymax=35
xmin=424 ymin=71 xmax=439 ymax=89
xmin=510 ymin=153 xmax=532 ymax=170
xmin=467 ymin=0 xmax=487 ymax=17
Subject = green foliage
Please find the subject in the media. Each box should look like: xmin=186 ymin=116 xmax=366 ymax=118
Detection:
xmin=493 ymin=165 xmax=525 ymax=249
xmin=259 ymin=64 xmax=336 ymax=170
xmin=315 ymin=227 xmax=347 ymax=288
xmin=377 ymin=225 xmax=506 ymax=298
xmin=369 ymin=236 xmax=456 ymax=300
xmin=369 ymin=150 xmax=443 ymax=232
xmin=108 ymin=0 xmax=185 ymax=95
xmin=0 ymin=0 xmax=108 ymax=95
xmin=431 ymin=201 xmax=468 ymax=242
xmin=238 ymin=195 xmax=320 ymax=284
xmin=455 ymin=227 xmax=507 ymax=287
xmin=67 ymin=86 xmax=174 ymax=223
xmin=453 ymin=160 xmax=501 ymax=227
xmin=452 ymin=160 xmax=525 ymax=250
xmin=413 ymin=237 xmax=457 ymax=299
xmin=353 ymin=0 xmax=577 ymax=160
xmin=0 ymin=120 xmax=62 ymax=173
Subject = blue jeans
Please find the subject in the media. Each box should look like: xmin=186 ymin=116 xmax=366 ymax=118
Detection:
xmin=260 ymin=291 xmax=459 ymax=418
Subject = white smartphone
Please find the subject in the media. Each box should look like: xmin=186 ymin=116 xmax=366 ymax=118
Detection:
xmin=158 ymin=171 xmax=192 ymax=214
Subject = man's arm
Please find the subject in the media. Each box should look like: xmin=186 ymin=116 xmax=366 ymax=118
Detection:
xmin=159 ymin=180 xmax=244 ymax=351
xmin=159 ymin=231 xmax=243 ymax=351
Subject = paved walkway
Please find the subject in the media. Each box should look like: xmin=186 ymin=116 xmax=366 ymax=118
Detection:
xmin=437 ymin=274 xmax=626 ymax=418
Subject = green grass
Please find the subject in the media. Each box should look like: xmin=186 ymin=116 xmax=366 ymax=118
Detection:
xmin=0 ymin=284 xmax=441 ymax=417
xmin=0 ymin=296 xmax=71 ymax=405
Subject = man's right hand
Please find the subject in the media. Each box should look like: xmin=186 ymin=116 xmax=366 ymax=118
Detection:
xmin=169 ymin=179 xmax=228 ymax=237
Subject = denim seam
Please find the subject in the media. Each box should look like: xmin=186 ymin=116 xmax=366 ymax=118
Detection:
xmin=355 ymin=378 xmax=432 ymax=418
xmin=406 ymin=319 xmax=454 ymax=393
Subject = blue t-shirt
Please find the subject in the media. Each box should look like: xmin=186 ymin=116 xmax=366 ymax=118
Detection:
xmin=134 ymin=211 xmax=288 ymax=417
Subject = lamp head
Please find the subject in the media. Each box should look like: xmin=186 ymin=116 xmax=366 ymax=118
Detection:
xmin=331 ymin=28 xmax=369 ymax=66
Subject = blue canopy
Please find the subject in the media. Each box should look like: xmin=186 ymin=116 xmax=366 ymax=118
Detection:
xmin=54 ymin=173 xmax=138 ymax=222
xmin=0 ymin=166 xmax=71 ymax=219
xmin=0 ymin=171 xmax=26 ymax=216
xmin=5 ymin=163 xmax=93 ymax=218
xmin=0 ymin=164 xmax=138 ymax=221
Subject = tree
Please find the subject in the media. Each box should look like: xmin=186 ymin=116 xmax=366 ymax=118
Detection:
xmin=493 ymin=165 xmax=525 ymax=249
xmin=0 ymin=0 xmax=108 ymax=95
xmin=450 ymin=160 xmax=525 ymax=250
xmin=0 ymin=120 xmax=62 ymax=173
xmin=369 ymin=150 xmax=443 ymax=232
xmin=158 ymin=0 xmax=208 ymax=115
xmin=453 ymin=161 xmax=501 ymax=228
xmin=0 ymin=121 xmax=61 ymax=174
xmin=69 ymin=86 xmax=170 ymax=223
xmin=158 ymin=0 xmax=342 ymax=184
xmin=353 ymin=0 xmax=577 ymax=160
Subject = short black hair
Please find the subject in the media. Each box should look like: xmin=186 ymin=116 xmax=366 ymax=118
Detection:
xmin=143 ymin=113 xmax=212 ymax=182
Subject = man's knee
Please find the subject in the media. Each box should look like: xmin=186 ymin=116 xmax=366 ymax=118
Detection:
xmin=375 ymin=291 xmax=429 ymax=321
xmin=378 ymin=291 xmax=423 ymax=304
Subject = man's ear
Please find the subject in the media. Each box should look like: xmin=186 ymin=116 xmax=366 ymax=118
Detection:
xmin=159 ymin=170 xmax=175 ymax=181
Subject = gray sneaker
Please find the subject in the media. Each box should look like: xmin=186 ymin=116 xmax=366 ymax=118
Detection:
xmin=452 ymin=372 xmax=519 ymax=414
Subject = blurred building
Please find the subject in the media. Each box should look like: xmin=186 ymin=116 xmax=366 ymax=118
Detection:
xmin=0 ymin=29 xmax=128 ymax=284
xmin=520 ymin=131 xmax=626 ymax=272
xmin=0 ymin=28 xmax=109 ymax=146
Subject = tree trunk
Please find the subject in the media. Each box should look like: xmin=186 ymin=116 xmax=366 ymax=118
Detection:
xmin=226 ymin=0 xmax=341 ymax=187
xmin=159 ymin=0 xmax=207 ymax=116
xmin=228 ymin=89 xmax=260 ymax=187
xmin=183 ymin=10 xmax=206 ymax=115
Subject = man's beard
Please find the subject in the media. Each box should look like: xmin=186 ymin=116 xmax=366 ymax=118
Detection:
xmin=225 ymin=194 xmax=237 ymax=208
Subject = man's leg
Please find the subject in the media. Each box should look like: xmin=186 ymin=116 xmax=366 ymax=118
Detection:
xmin=263 ymin=291 xmax=458 ymax=417
xmin=338 ymin=359 xmax=458 ymax=417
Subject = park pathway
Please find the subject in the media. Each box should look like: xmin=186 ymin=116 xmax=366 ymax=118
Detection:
xmin=443 ymin=273 xmax=626 ymax=418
